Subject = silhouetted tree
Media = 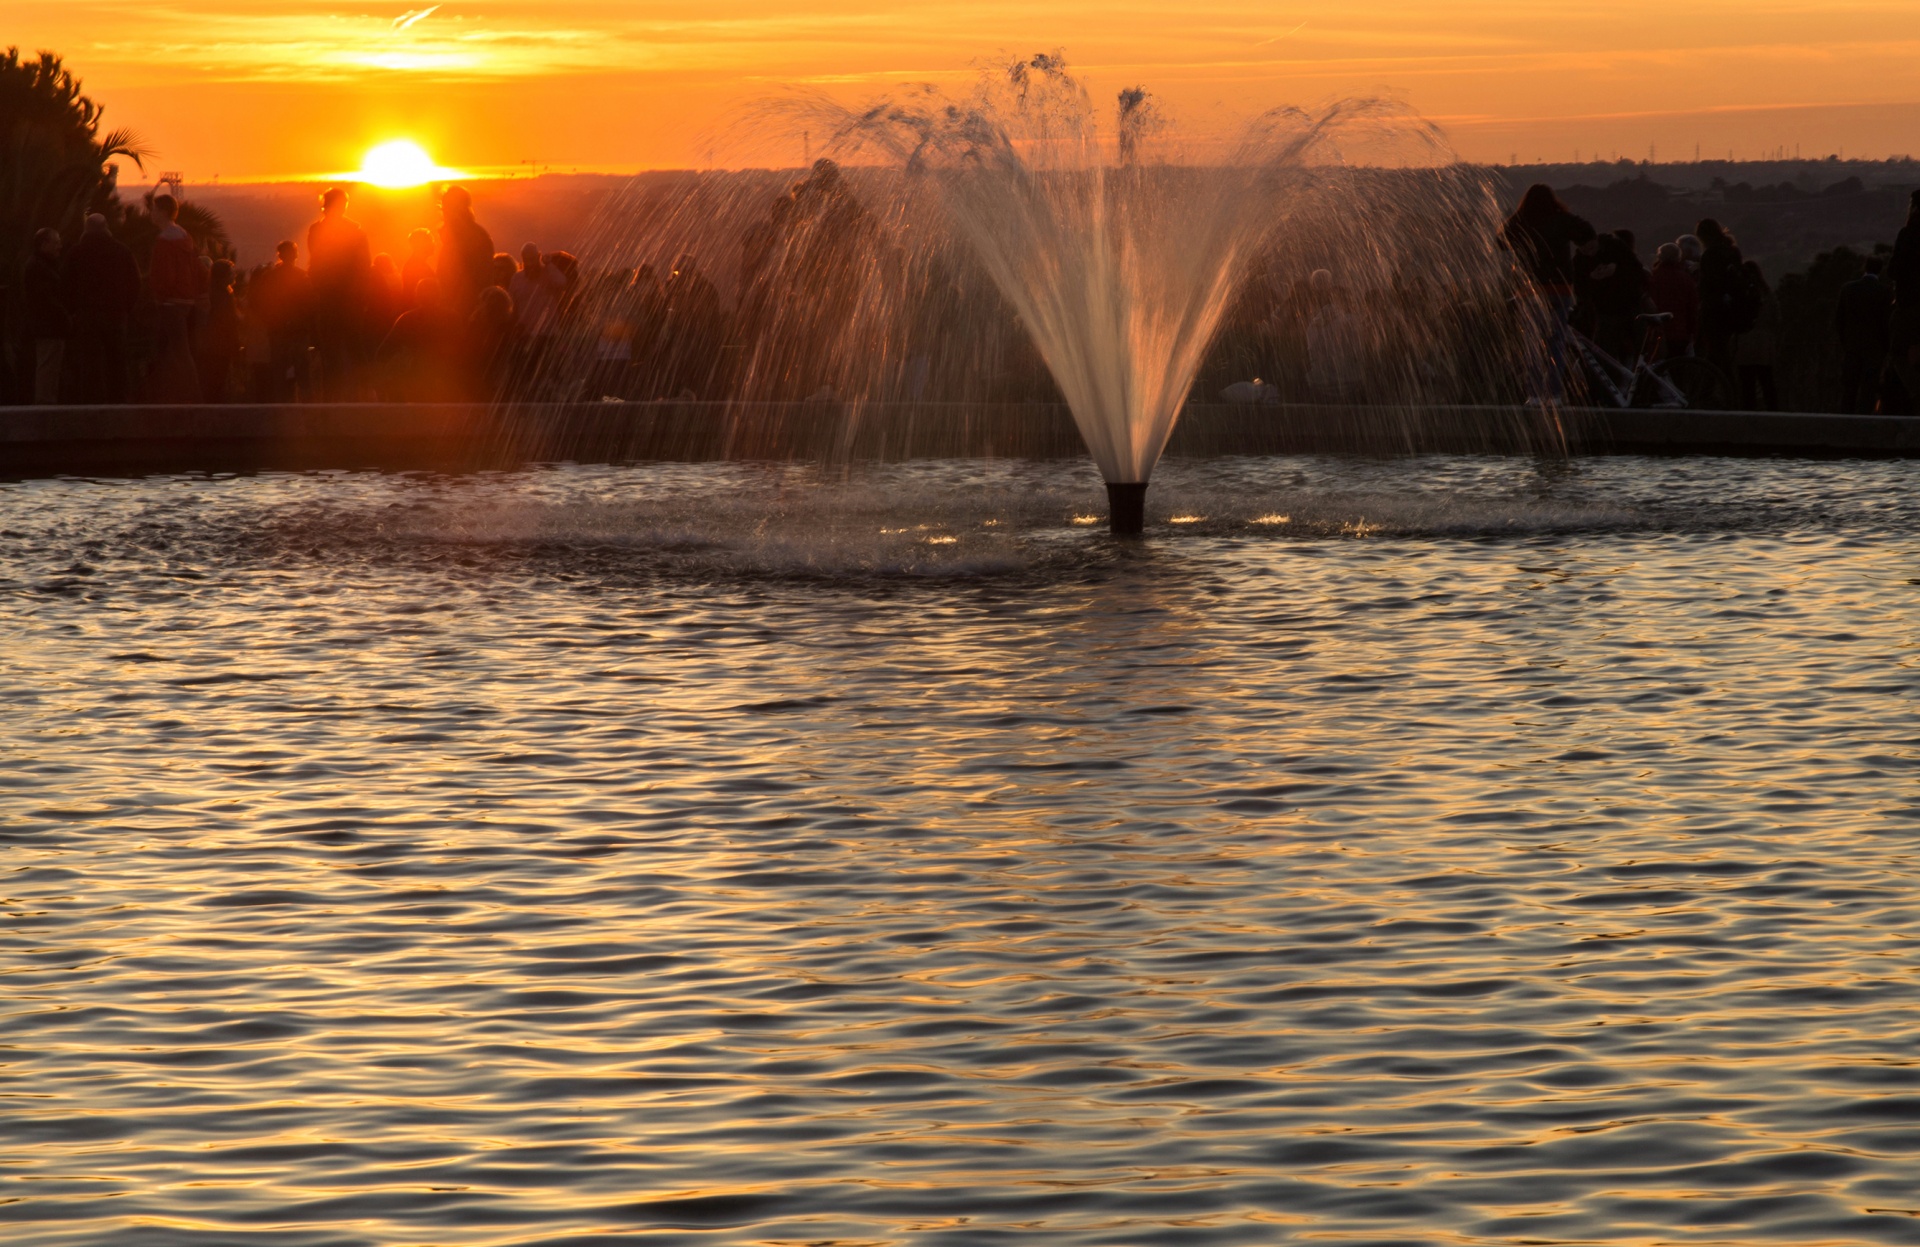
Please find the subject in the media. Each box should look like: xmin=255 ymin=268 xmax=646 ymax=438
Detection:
xmin=1 ymin=49 xmax=148 ymax=250
xmin=2 ymin=49 xmax=149 ymax=392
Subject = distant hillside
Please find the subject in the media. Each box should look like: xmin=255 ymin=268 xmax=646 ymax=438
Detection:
xmin=166 ymin=174 xmax=633 ymax=272
xmin=155 ymin=171 xmax=807 ymax=296
xmin=164 ymin=158 xmax=1920 ymax=286
xmin=1490 ymin=159 xmax=1919 ymax=275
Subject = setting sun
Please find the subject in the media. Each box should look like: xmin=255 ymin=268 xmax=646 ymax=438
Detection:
xmin=355 ymin=139 xmax=462 ymax=189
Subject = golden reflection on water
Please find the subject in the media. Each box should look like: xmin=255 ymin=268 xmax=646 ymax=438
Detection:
xmin=2 ymin=457 xmax=1920 ymax=1245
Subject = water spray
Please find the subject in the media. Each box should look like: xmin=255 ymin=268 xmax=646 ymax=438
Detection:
xmin=804 ymin=57 xmax=1464 ymax=512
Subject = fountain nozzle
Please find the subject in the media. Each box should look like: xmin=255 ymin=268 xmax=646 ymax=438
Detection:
xmin=1106 ymin=482 xmax=1147 ymax=536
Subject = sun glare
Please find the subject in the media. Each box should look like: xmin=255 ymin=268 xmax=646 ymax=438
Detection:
xmin=355 ymin=139 xmax=460 ymax=188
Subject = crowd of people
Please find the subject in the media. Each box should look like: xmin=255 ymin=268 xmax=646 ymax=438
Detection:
xmin=1504 ymin=183 xmax=1920 ymax=411
xmin=15 ymin=168 xmax=1920 ymax=414
xmin=14 ymin=184 xmax=629 ymax=405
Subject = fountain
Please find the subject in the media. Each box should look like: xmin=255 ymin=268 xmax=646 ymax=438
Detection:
xmin=16 ymin=60 xmax=1920 ymax=1247
xmin=809 ymin=54 xmax=1474 ymax=533
xmin=485 ymin=54 xmax=1539 ymax=530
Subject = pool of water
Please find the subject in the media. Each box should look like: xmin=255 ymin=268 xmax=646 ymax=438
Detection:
xmin=4 ymin=456 xmax=1919 ymax=1246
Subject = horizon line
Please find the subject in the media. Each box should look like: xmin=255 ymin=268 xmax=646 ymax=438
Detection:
xmin=119 ymin=152 xmax=1920 ymax=190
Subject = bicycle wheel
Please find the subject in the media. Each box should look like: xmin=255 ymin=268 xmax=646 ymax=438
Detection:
xmin=1649 ymin=356 xmax=1731 ymax=410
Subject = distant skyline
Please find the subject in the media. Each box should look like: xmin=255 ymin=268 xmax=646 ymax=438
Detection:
xmin=13 ymin=1 xmax=1920 ymax=181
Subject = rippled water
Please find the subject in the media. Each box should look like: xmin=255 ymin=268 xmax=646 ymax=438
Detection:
xmin=5 ymin=455 xmax=1920 ymax=1246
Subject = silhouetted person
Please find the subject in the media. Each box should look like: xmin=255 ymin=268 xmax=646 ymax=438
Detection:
xmin=1836 ymin=256 xmax=1894 ymax=413
xmin=510 ymin=244 xmax=564 ymax=333
xmin=241 ymin=263 xmax=274 ymax=400
xmin=502 ymin=244 xmax=565 ymax=397
xmin=63 ymin=213 xmax=140 ymax=403
xmin=1504 ymin=185 xmax=1597 ymax=291
xmin=197 ymin=258 xmax=241 ymax=403
xmin=465 ymin=285 xmax=516 ymax=400
xmin=1583 ymin=231 xmax=1650 ymax=362
xmin=146 ymin=193 xmax=204 ymax=402
xmin=584 ymin=270 xmax=639 ymax=399
xmin=436 ymin=185 xmax=494 ymax=315
xmin=401 ymin=228 xmax=436 ymax=301
xmin=659 ymin=253 xmax=727 ymax=398
xmin=250 ymin=241 xmax=311 ymax=402
xmin=1502 ymin=184 xmax=1596 ymax=401
xmin=735 ymin=158 xmax=875 ymax=399
xmin=24 ymin=228 xmax=68 ymax=404
xmin=1694 ymin=218 xmax=1743 ymax=388
xmin=1647 ymin=242 xmax=1698 ymax=357
xmin=1304 ymin=268 xmax=1359 ymax=400
xmin=305 ymin=186 xmax=372 ymax=399
xmin=377 ymin=277 xmax=460 ymax=401
xmin=1734 ymin=260 xmax=1779 ymax=410
xmin=367 ymin=253 xmax=404 ymax=340
xmin=546 ymin=250 xmax=579 ymax=300
xmin=1888 ymin=191 xmax=1920 ymax=414
xmin=627 ymin=263 xmax=667 ymax=396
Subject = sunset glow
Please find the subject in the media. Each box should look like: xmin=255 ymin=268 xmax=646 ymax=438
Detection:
xmin=353 ymin=139 xmax=463 ymax=188
xmin=9 ymin=0 xmax=1920 ymax=179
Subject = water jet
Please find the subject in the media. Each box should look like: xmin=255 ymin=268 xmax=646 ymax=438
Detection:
xmin=797 ymin=55 xmax=1477 ymax=516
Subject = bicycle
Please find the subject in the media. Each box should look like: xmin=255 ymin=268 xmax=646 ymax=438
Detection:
xmin=1566 ymin=313 xmax=1729 ymax=409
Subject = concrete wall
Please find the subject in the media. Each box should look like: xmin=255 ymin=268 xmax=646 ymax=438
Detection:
xmin=2 ymin=401 xmax=1917 ymax=478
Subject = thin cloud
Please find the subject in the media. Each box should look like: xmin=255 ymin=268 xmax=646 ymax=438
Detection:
xmin=393 ymin=5 xmax=440 ymax=33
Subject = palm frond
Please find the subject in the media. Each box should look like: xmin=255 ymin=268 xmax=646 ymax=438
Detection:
xmin=94 ymin=126 xmax=152 ymax=170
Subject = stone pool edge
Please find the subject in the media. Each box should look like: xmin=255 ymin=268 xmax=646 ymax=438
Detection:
xmin=2 ymin=401 xmax=1916 ymax=477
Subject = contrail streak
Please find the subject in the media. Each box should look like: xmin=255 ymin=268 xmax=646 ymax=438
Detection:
xmin=393 ymin=4 xmax=440 ymax=32
xmin=1252 ymin=22 xmax=1307 ymax=48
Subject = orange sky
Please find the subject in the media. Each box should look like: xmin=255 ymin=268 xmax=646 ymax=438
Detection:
xmin=13 ymin=1 xmax=1920 ymax=180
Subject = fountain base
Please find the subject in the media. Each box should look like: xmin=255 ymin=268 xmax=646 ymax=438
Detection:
xmin=1106 ymin=482 xmax=1147 ymax=536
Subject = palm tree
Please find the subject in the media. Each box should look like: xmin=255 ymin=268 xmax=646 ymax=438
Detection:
xmin=2 ymin=48 xmax=151 ymax=387
xmin=1 ymin=48 xmax=150 ymax=255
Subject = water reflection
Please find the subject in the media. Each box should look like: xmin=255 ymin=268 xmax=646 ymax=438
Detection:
xmin=2 ymin=456 xmax=1919 ymax=1245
